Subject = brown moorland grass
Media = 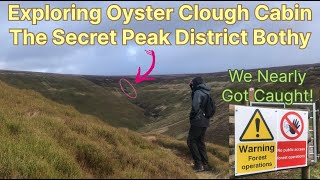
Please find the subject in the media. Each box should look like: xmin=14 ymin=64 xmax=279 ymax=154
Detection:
xmin=0 ymin=81 xmax=197 ymax=179
xmin=144 ymin=134 xmax=229 ymax=176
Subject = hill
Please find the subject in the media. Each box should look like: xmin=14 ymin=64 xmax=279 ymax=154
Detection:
xmin=0 ymin=80 xmax=201 ymax=178
xmin=0 ymin=72 xmax=149 ymax=130
xmin=0 ymin=79 xmax=229 ymax=178
xmin=0 ymin=63 xmax=319 ymax=147
xmin=0 ymin=63 xmax=318 ymax=178
xmin=83 ymin=63 xmax=320 ymax=146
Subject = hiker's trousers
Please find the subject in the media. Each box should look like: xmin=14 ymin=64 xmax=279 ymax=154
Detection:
xmin=187 ymin=125 xmax=209 ymax=165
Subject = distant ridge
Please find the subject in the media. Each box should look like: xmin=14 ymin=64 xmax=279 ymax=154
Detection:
xmin=0 ymin=62 xmax=318 ymax=77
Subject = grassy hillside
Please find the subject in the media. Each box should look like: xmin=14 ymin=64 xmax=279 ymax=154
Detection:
xmin=131 ymin=76 xmax=230 ymax=146
xmin=130 ymin=64 xmax=320 ymax=146
xmin=81 ymin=75 xmax=232 ymax=146
xmin=0 ymin=63 xmax=319 ymax=147
xmin=0 ymin=72 xmax=149 ymax=130
xmin=0 ymin=80 xmax=201 ymax=178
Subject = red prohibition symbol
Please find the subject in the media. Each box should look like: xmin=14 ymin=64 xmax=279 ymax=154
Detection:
xmin=280 ymin=111 xmax=304 ymax=140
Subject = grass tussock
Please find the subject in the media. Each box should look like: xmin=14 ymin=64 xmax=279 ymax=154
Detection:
xmin=145 ymin=133 xmax=229 ymax=175
xmin=0 ymin=81 xmax=197 ymax=179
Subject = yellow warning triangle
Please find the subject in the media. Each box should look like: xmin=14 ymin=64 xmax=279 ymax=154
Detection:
xmin=240 ymin=109 xmax=274 ymax=141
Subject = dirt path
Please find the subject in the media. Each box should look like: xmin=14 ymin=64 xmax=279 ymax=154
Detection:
xmin=149 ymin=119 xmax=186 ymax=134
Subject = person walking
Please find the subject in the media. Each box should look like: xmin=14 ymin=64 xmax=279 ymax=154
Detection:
xmin=187 ymin=77 xmax=215 ymax=172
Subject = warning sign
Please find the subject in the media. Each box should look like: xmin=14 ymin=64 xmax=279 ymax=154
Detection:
xmin=234 ymin=106 xmax=308 ymax=176
xmin=240 ymin=109 xmax=274 ymax=141
xmin=236 ymin=142 xmax=276 ymax=174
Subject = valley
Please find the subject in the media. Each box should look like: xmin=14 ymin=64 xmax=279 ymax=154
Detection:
xmin=0 ymin=63 xmax=319 ymax=147
xmin=0 ymin=63 xmax=318 ymax=178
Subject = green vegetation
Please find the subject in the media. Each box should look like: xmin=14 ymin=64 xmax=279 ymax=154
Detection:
xmin=0 ymin=64 xmax=319 ymax=148
xmin=0 ymin=63 xmax=318 ymax=178
xmin=0 ymin=73 xmax=149 ymax=130
xmin=147 ymin=134 xmax=229 ymax=177
xmin=0 ymin=80 xmax=198 ymax=178
xmin=311 ymin=162 xmax=320 ymax=179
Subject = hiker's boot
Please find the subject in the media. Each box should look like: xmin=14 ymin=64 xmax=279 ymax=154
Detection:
xmin=203 ymin=164 xmax=212 ymax=171
xmin=193 ymin=163 xmax=204 ymax=172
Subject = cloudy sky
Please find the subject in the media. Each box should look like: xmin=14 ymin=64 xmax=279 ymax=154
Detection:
xmin=1 ymin=1 xmax=319 ymax=75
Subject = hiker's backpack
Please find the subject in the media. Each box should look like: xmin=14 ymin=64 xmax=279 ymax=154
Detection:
xmin=201 ymin=90 xmax=216 ymax=119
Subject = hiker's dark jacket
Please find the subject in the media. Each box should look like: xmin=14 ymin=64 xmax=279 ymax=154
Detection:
xmin=189 ymin=83 xmax=211 ymax=128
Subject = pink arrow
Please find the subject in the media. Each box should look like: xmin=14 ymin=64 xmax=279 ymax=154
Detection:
xmin=135 ymin=50 xmax=156 ymax=84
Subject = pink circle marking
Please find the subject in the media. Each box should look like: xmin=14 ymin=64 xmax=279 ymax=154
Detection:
xmin=119 ymin=78 xmax=137 ymax=99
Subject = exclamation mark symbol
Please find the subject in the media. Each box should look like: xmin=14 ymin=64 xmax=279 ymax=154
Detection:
xmin=255 ymin=118 xmax=260 ymax=138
